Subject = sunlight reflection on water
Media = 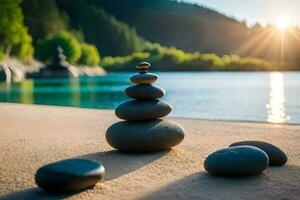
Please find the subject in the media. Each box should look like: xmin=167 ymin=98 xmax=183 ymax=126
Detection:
xmin=266 ymin=72 xmax=290 ymax=123
xmin=1 ymin=72 xmax=299 ymax=124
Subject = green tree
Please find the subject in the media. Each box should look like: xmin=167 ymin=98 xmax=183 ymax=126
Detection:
xmin=143 ymin=42 xmax=164 ymax=58
xmin=78 ymin=43 xmax=100 ymax=66
xmin=0 ymin=51 xmax=5 ymax=61
xmin=36 ymin=32 xmax=81 ymax=64
xmin=0 ymin=0 xmax=33 ymax=59
xmin=22 ymin=0 xmax=68 ymax=39
xmin=56 ymin=0 xmax=144 ymax=56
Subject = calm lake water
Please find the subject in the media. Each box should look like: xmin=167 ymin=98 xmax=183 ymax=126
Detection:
xmin=0 ymin=72 xmax=299 ymax=124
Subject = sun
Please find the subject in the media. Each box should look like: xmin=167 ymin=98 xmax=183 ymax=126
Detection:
xmin=275 ymin=15 xmax=290 ymax=31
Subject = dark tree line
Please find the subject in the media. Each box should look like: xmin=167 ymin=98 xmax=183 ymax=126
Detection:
xmin=2 ymin=0 xmax=300 ymax=69
xmin=86 ymin=0 xmax=300 ymax=68
xmin=21 ymin=0 xmax=144 ymax=57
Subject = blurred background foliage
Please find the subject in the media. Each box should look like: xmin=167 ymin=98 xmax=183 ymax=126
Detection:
xmin=101 ymin=42 xmax=271 ymax=71
xmin=78 ymin=43 xmax=100 ymax=66
xmin=0 ymin=0 xmax=299 ymax=70
xmin=0 ymin=0 xmax=33 ymax=61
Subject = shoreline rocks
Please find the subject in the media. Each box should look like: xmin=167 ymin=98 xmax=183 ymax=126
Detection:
xmin=0 ymin=54 xmax=106 ymax=83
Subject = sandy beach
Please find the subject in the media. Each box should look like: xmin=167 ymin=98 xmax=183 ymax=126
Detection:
xmin=0 ymin=103 xmax=299 ymax=200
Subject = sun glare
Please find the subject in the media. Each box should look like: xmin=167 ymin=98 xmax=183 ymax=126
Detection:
xmin=266 ymin=72 xmax=290 ymax=123
xmin=275 ymin=16 xmax=290 ymax=31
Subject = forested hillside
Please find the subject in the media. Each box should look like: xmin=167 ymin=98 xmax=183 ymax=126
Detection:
xmin=86 ymin=0 xmax=300 ymax=68
xmin=87 ymin=0 xmax=248 ymax=55
xmin=22 ymin=0 xmax=144 ymax=57
xmin=1 ymin=0 xmax=299 ymax=70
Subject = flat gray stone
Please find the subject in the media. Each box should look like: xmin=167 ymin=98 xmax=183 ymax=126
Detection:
xmin=125 ymin=84 xmax=165 ymax=100
xmin=106 ymin=119 xmax=185 ymax=152
xmin=229 ymin=140 xmax=287 ymax=166
xmin=204 ymin=146 xmax=269 ymax=176
xmin=35 ymin=159 xmax=105 ymax=193
xmin=115 ymin=100 xmax=172 ymax=121
xmin=130 ymin=73 xmax=158 ymax=84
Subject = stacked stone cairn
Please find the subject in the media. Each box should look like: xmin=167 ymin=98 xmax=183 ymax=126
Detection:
xmin=106 ymin=62 xmax=185 ymax=152
xmin=37 ymin=46 xmax=75 ymax=77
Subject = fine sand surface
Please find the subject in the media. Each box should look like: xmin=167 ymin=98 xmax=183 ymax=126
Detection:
xmin=0 ymin=103 xmax=299 ymax=200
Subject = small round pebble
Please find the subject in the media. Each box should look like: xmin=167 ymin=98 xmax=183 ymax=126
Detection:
xmin=136 ymin=62 xmax=150 ymax=70
xmin=130 ymin=73 xmax=158 ymax=85
xmin=204 ymin=146 xmax=269 ymax=176
xmin=35 ymin=159 xmax=105 ymax=193
xmin=229 ymin=140 xmax=287 ymax=166
xmin=115 ymin=100 xmax=172 ymax=121
xmin=125 ymin=84 xmax=165 ymax=100
xmin=106 ymin=119 xmax=185 ymax=152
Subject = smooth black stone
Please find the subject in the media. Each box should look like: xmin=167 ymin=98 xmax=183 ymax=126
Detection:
xmin=204 ymin=146 xmax=269 ymax=176
xmin=125 ymin=84 xmax=165 ymax=100
xmin=106 ymin=119 xmax=185 ymax=152
xmin=129 ymin=73 xmax=158 ymax=84
xmin=115 ymin=100 xmax=172 ymax=121
xmin=35 ymin=159 xmax=105 ymax=193
xmin=229 ymin=140 xmax=287 ymax=166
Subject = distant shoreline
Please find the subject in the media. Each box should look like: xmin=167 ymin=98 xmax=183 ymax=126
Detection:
xmin=0 ymin=58 xmax=106 ymax=82
xmin=1 ymin=102 xmax=299 ymax=126
xmin=106 ymin=69 xmax=300 ymax=72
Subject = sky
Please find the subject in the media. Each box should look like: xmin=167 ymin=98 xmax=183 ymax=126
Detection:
xmin=184 ymin=0 xmax=300 ymax=27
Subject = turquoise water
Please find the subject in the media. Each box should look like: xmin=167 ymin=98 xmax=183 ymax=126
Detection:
xmin=0 ymin=72 xmax=299 ymax=124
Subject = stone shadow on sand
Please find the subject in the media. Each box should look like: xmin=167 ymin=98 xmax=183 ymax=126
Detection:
xmin=0 ymin=149 xmax=169 ymax=200
xmin=0 ymin=188 xmax=79 ymax=200
xmin=139 ymin=165 xmax=300 ymax=200
xmin=78 ymin=149 xmax=170 ymax=181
